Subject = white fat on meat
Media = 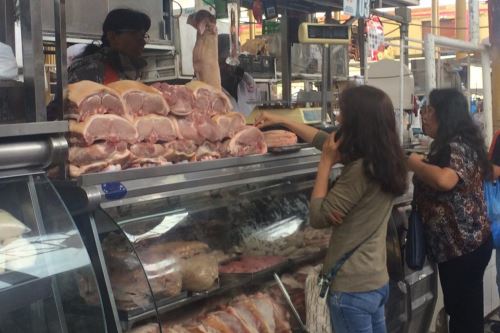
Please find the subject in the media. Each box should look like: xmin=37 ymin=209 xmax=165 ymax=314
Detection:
xmin=246 ymin=294 xmax=276 ymax=333
xmin=107 ymin=80 xmax=169 ymax=117
xmin=232 ymin=297 xmax=273 ymax=333
xmin=152 ymin=83 xmax=195 ymax=117
xmin=212 ymin=112 xmax=246 ymax=139
xmin=187 ymin=11 xmax=221 ymax=89
xmin=202 ymin=311 xmax=253 ymax=333
xmin=66 ymin=80 xmax=128 ymax=121
xmin=225 ymin=307 xmax=259 ymax=333
xmin=186 ymin=80 xmax=233 ymax=116
xmin=68 ymin=141 xmax=129 ymax=166
xmin=134 ymin=114 xmax=178 ymax=143
xmin=69 ymin=114 xmax=138 ymax=146
xmin=164 ymin=140 xmax=197 ymax=163
xmin=69 ymin=161 xmax=123 ymax=178
xmin=196 ymin=141 xmax=222 ymax=161
xmin=129 ymin=143 xmax=170 ymax=168
xmin=225 ymin=126 xmax=267 ymax=157
xmin=252 ymin=293 xmax=291 ymax=333
xmin=262 ymin=130 xmax=298 ymax=148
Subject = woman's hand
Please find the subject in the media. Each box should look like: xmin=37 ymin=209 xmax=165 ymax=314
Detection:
xmin=407 ymin=153 xmax=425 ymax=171
xmin=254 ymin=111 xmax=286 ymax=129
xmin=320 ymin=133 xmax=341 ymax=167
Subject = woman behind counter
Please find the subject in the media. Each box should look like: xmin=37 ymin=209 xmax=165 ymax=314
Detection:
xmin=68 ymin=8 xmax=151 ymax=84
xmin=407 ymin=89 xmax=492 ymax=333
xmin=256 ymin=85 xmax=408 ymax=333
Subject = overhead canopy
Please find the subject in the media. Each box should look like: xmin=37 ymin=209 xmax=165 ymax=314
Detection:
xmin=243 ymin=0 xmax=420 ymax=13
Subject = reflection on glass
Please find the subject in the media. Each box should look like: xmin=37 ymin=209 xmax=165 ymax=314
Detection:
xmin=123 ymin=210 xmax=189 ymax=243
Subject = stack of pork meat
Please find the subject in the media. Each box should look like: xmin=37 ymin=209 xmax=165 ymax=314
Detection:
xmin=162 ymin=292 xmax=292 ymax=333
xmin=66 ymin=80 xmax=268 ymax=177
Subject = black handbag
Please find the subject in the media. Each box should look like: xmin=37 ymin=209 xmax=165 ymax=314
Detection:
xmin=405 ymin=203 xmax=426 ymax=270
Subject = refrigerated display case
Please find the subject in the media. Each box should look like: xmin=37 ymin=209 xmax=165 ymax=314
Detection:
xmin=55 ymin=147 xmax=437 ymax=333
xmin=0 ymin=123 xmax=107 ymax=333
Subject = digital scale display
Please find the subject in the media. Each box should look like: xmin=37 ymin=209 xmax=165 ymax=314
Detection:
xmin=308 ymin=25 xmax=350 ymax=40
xmin=299 ymin=23 xmax=351 ymax=45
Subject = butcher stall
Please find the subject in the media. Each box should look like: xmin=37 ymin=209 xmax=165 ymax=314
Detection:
xmin=0 ymin=0 xmax=438 ymax=332
xmin=54 ymin=147 xmax=436 ymax=333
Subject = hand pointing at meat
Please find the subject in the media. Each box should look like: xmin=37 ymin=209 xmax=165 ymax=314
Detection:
xmin=255 ymin=111 xmax=320 ymax=144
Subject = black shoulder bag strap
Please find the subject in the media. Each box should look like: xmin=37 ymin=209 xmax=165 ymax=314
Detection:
xmin=318 ymin=214 xmax=387 ymax=298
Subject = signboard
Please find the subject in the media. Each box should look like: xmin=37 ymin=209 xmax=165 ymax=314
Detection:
xmin=343 ymin=0 xmax=370 ymax=18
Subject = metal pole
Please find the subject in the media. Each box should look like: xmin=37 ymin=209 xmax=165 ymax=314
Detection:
xmin=321 ymin=44 xmax=329 ymax=126
xmin=358 ymin=18 xmax=367 ymax=81
xmin=281 ymin=9 xmax=292 ymax=107
xmin=481 ymin=49 xmax=493 ymax=144
xmin=0 ymin=0 xmax=15 ymax=48
xmin=432 ymin=0 xmax=440 ymax=36
xmin=19 ymin=0 xmax=47 ymax=122
xmin=489 ymin=0 xmax=500 ymax=131
xmin=456 ymin=0 xmax=467 ymax=59
xmin=424 ymin=34 xmax=437 ymax=94
xmin=469 ymin=0 xmax=479 ymax=45
xmin=400 ymin=30 xmax=405 ymax=144
xmin=54 ymin=0 xmax=67 ymax=121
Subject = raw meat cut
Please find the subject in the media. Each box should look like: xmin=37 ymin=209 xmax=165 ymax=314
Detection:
xmin=224 ymin=126 xmax=267 ymax=157
xmin=69 ymin=162 xmax=122 ymax=178
xmin=196 ymin=141 xmax=222 ymax=161
xmin=69 ymin=114 xmax=138 ymax=145
xmin=68 ymin=142 xmax=130 ymax=177
xmin=202 ymin=311 xmax=252 ymax=333
xmin=152 ymin=83 xmax=195 ymax=116
xmin=194 ymin=114 xmax=224 ymax=142
xmin=225 ymin=306 xmax=259 ymax=333
xmin=187 ymin=11 xmax=221 ymax=89
xmin=174 ymin=116 xmax=204 ymax=144
xmin=135 ymin=114 xmax=178 ymax=143
xmin=219 ymin=256 xmax=286 ymax=274
xmin=129 ymin=323 xmax=160 ymax=333
xmin=245 ymin=295 xmax=276 ymax=333
xmin=233 ymin=297 xmax=273 ymax=333
xmin=186 ymin=81 xmax=232 ymax=116
xmin=66 ymin=80 xmax=127 ymax=121
xmin=68 ymin=141 xmax=129 ymax=166
xmin=262 ymin=130 xmax=298 ymax=148
xmin=102 ymin=233 xmax=183 ymax=308
xmin=136 ymin=241 xmax=209 ymax=259
xmin=164 ymin=140 xmax=197 ymax=163
xmin=108 ymin=80 xmax=169 ymax=117
xmin=181 ymin=253 xmax=219 ymax=292
xmin=213 ymin=112 xmax=246 ymax=139
xmin=129 ymin=143 xmax=169 ymax=168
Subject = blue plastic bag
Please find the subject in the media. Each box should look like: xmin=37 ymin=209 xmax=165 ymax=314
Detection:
xmin=484 ymin=181 xmax=500 ymax=249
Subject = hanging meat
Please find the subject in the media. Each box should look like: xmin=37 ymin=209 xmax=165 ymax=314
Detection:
xmin=107 ymin=80 xmax=169 ymax=117
xmin=66 ymin=80 xmax=128 ymax=121
xmin=188 ymin=10 xmax=221 ymax=89
xmin=151 ymin=83 xmax=195 ymax=117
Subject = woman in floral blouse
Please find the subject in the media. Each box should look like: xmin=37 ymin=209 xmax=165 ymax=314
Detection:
xmin=407 ymin=89 xmax=493 ymax=333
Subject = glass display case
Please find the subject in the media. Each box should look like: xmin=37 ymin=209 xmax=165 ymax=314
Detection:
xmin=56 ymin=149 xmax=437 ymax=333
xmin=0 ymin=173 xmax=106 ymax=333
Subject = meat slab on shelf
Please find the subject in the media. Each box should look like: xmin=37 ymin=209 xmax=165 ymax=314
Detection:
xmin=108 ymin=80 xmax=170 ymax=117
xmin=69 ymin=114 xmax=138 ymax=146
xmin=66 ymin=80 xmax=128 ymax=121
xmin=262 ymin=130 xmax=298 ymax=148
xmin=152 ymin=83 xmax=195 ymax=117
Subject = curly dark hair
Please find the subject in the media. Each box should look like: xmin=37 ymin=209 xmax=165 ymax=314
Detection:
xmin=337 ymin=85 xmax=408 ymax=196
xmin=428 ymin=88 xmax=492 ymax=179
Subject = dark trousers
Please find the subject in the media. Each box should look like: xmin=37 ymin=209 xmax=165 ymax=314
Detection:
xmin=438 ymin=237 xmax=493 ymax=333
